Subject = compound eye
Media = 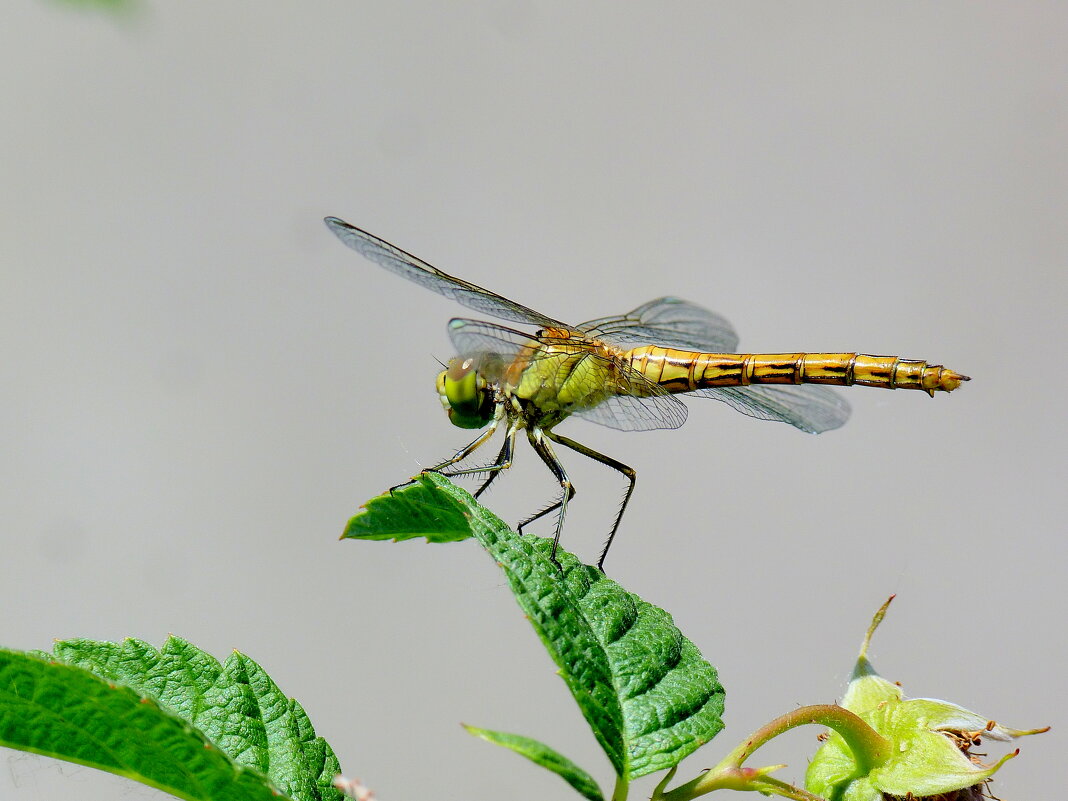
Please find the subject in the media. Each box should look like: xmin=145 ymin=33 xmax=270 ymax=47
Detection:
xmin=438 ymin=358 xmax=494 ymax=429
xmin=444 ymin=358 xmax=478 ymax=408
xmin=447 ymin=356 xmax=475 ymax=380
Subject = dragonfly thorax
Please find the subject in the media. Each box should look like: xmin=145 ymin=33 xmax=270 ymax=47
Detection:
xmin=436 ymin=357 xmax=497 ymax=430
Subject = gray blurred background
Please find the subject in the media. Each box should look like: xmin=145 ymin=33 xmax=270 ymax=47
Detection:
xmin=2 ymin=2 xmax=1064 ymax=799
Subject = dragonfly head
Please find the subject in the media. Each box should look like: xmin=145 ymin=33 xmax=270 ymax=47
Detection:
xmin=437 ymin=357 xmax=495 ymax=429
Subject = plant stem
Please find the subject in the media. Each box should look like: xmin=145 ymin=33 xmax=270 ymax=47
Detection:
xmin=611 ymin=774 xmax=629 ymax=801
xmin=657 ymin=704 xmax=889 ymax=801
xmin=724 ymin=704 xmax=889 ymax=773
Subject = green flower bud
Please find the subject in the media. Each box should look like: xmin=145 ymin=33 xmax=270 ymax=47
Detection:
xmin=806 ymin=598 xmax=1047 ymax=801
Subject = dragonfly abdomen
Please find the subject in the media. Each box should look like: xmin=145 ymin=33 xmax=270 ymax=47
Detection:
xmin=628 ymin=348 xmax=969 ymax=396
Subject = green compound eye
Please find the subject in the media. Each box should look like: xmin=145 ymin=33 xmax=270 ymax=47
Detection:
xmin=437 ymin=358 xmax=495 ymax=429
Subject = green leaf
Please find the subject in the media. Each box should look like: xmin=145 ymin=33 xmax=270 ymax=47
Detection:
xmin=417 ymin=473 xmax=726 ymax=780
xmin=44 ymin=636 xmax=345 ymax=801
xmin=0 ymin=646 xmax=294 ymax=801
xmin=343 ymin=474 xmax=475 ymax=542
xmin=464 ymin=725 xmax=604 ymax=801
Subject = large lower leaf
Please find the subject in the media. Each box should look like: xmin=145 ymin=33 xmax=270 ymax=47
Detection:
xmin=0 ymin=647 xmax=291 ymax=801
xmin=363 ymin=473 xmax=726 ymax=780
xmin=42 ymin=636 xmax=344 ymax=801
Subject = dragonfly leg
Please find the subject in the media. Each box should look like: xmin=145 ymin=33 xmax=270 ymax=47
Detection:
xmin=438 ymin=421 xmax=518 ymax=482
xmin=517 ymin=497 xmax=567 ymax=535
xmin=389 ymin=421 xmax=502 ymax=495
xmin=544 ymin=430 xmax=636 ymax=573
xmin=525 ymin=428 xmax=573 ymax=569
xmin=426 ymin=419 xmax=499 ymax=475
xmin=473 ymin=425 xmax=518 ymax=499
xmin=517 ymin=437 xmax=576 ymax=535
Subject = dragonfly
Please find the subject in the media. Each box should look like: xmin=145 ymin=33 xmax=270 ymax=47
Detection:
xmin=325 ymin=217 xmax=969 ymax=569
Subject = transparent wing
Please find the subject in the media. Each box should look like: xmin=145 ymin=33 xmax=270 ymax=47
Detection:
xmin=325 ymin=217 xmax=568 ymax=329
xmin=574 ymin=390 xmax=688 ymax=432
xmin=579 ymin=296 xmax=739 ymax=352
xmin=692 ymin=384 xmax=851 ymax=434
xmin=446 ymin=318 xmax=542 ymax=360
xmin=447 ymin=319 xmax=688 ymax=432
xmin=578 ymin=297 xmax=847 ymax=432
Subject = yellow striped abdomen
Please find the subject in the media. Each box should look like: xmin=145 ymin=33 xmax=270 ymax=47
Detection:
xmin=626 ymin=348 xmax=969 ymax=397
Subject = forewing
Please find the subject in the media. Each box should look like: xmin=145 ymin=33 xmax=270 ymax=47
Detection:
xmin=692 ymin=384 xmax=851 ymax=434
xmin=325 ymin=217 xmax=567 ymax=328
xmin=579 ymin=296 xmax=739 ymax=352
xmin=447 ymin=318 xmax=540 ymax=361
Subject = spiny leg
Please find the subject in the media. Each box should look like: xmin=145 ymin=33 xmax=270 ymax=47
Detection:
xmin=388 ymin=418 xmax=500 ymax=495
xmin=517 ymin=439 xmax=575 ymax=534
xmin=516 ymin=490 xmax=574 ymax=535
xmin=473 ymin=425 xmax=518 ymax=499
xmin=544 ymin=430 xmax=636 ymax=572
xmin=436 ymin=430 xmax=514 ymax=480
xmin=431 ymin=419 xmax=499 ymax=473
xmin=525 ymin=428 xmax=573 ymax=569
xmin=472 ymin=439 xmax=510 ymax=499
